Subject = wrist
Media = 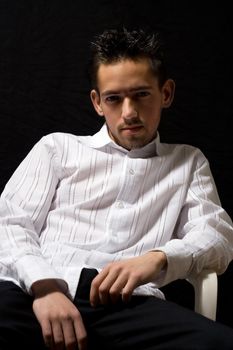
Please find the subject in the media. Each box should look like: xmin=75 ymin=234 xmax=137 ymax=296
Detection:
xmin=148 ymin=250 xmax=167 ymax=270
xmin=31 ymin=279 xmax=63 ymax=297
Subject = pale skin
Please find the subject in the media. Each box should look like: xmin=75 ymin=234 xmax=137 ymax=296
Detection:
xmin=32 ymin=58 xmax=175 ymax=350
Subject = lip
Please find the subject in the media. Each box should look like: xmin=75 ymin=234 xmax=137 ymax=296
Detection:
xmin=121 ymin=125 xmax=143 ymax=132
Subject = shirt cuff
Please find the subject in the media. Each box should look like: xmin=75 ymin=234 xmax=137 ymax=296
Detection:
xmin=15 ymin=254 xmax=68 ymax=295
xmin=154 ymin=239 xmax=193 ymax=286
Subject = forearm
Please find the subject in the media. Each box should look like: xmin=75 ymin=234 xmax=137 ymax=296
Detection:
xmin=155 ymin=152 xmax=233 ymax=286
xmin=0 ymin=135 xmax=61 ymax=291
xmin=155 ymin=218 xmax=233 ymax=288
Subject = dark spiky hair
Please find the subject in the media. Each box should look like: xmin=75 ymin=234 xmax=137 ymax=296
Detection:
xmin=88 ymin=28 xmax=167 ymax=90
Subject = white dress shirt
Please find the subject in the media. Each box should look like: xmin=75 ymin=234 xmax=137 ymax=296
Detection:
xmin=0 ymin=123 xmax=233 ymax=300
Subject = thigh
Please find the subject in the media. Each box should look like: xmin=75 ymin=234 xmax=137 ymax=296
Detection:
xmin=79 ymin=296 xmax=233 ymax=350
xmin=0 ymin=281 xmax=46 ymax=350
xmin=75 ymin=269 xmax=233 ymax=350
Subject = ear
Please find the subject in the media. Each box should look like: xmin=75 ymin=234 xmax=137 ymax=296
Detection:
xmin=161 ymin=79 xmax=175 ymax=108
xmin=90 ymin=89 xmax=104 ymax=116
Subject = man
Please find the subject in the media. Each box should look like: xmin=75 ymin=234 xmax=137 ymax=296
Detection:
xmin=0 ymin=27 xmax=233 ymax=350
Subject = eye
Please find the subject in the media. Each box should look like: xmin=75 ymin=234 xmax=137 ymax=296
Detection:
xmin=134 ymin=91 xmax=150 ymax=98
xmin=104 ymin=95 xmax=122 ymax=104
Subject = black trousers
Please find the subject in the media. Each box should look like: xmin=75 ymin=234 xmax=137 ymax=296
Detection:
xmin=1 ymin=268 xmax=233 ymax=349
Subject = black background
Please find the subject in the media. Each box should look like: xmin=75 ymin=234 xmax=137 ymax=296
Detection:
xmin=0 ymin=0 xmax=233 ymax=327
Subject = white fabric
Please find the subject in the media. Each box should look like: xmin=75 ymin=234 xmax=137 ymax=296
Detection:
xmin=0 ymin=123 xmax=233 ymax=300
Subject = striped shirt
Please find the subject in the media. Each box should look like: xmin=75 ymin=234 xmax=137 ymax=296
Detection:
xmin=0 ymin=123 xmax=233 ymax=299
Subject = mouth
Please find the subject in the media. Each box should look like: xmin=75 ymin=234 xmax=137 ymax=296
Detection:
xmin=121 ymin=125 xmax=144 ymax=134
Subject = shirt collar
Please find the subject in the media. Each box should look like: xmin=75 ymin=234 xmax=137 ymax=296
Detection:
xmin=82 ymin=123 xmax=161 ymax=158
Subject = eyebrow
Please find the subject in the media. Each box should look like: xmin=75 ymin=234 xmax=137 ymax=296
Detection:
xmin=101 ymin=85 xmax=153 ymax=97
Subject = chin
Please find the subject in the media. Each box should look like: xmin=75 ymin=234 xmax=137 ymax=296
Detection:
xmin=125 ymin=139 xmax=148 ymax=150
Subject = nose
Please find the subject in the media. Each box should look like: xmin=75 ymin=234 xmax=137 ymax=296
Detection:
xmin=121 ymin=97 xmax=138 ymax=120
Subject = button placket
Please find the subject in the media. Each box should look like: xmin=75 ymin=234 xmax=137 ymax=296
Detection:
xmin=107 ymin=156 xmax=137 ymax=240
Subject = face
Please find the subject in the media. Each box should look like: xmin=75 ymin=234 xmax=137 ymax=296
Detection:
xmin=91 ymin=58 xmax=175 ymax=150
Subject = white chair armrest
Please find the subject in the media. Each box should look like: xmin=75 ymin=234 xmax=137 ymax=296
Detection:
xmin=187 ymin=270 xmax=218 ymax=321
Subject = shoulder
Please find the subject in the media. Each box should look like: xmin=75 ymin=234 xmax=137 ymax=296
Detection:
xmin=37 ymin=132 xmax=96 ymax=167
xmin=159 ymin=141 xmax=209 ymax=164
xmin=40 ymin=132 xmax=81 ymax=143
xmin=38 ymin=132 xmax=91 ymax=150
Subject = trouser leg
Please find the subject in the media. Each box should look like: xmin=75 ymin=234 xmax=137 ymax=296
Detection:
xmin=74 ymin=268 xmax=233 ymax=350
xmin=1 ymin=270 xmax=233 ymax=350
xmin=0 ymin=281 xmax=46 ymax=350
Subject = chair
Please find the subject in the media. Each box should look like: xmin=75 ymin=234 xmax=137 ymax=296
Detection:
xmin=187 ymin=269 xmax=218 ymax=321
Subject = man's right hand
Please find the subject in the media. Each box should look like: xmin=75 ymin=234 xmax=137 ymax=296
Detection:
xmin=32 ymin=279 xmax=87 ymax=350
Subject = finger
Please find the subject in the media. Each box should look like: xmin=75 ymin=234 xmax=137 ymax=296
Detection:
xmin=51 ymin=320 xmax=64 ymax=350
xmin=41 ymin=320 xmax=54 ymax=349
xmin=98 ymin=271 xmax=121 ymax=305
xmin=62 ymin=319 xmax=77 ymax=350
xmin=121 ymin=276 xmax=138 ymax=303
xmin=107 ymin=274 xmax=129 ymax=304
xmin=89 ymin=268 xmax=110 ymax=306
xmin=91 ymin=268 xmax=124 ymax=305
xmin=74 ymin=315 xmax=88 ymax=350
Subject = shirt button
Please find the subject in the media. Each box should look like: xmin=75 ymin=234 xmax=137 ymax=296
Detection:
xmin=129 ymin=169 xmax=135 ymax=175
xmin=116 ymin=201 xmax=124 ymax=208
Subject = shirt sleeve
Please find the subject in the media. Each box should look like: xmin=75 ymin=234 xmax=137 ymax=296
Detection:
xmin=155 ymin=148 xmax=233 ymax=286
xmin=0 ymin=134 xmax=68 ymax=294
